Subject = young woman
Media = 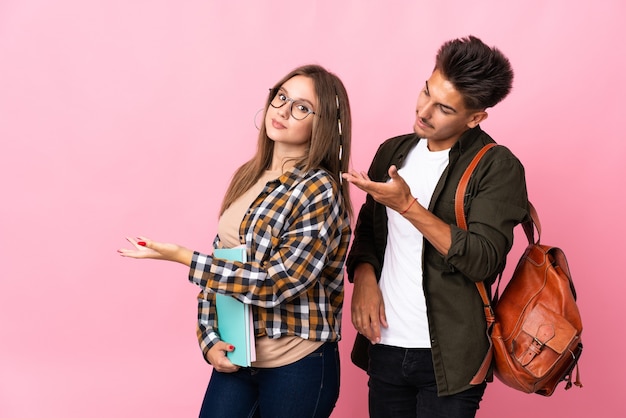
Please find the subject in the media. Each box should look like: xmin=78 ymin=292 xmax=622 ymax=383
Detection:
xmin=118 ymin=64 xmax=352 ymax=418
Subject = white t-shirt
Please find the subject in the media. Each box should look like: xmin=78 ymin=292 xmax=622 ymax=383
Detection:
xmin=379 ymin=139 xmax=450 ymax=348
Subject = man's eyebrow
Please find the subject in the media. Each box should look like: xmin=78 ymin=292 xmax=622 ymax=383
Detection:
xmin=425 ymin=80 xmax=457 ymax=114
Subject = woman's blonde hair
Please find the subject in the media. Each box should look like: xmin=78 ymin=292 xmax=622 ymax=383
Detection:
xmin=220 ymin=64 xmax=352 ymax=219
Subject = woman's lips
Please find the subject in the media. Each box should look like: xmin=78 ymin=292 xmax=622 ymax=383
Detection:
xmin=271 ymin=118 xmax=286 ymax=129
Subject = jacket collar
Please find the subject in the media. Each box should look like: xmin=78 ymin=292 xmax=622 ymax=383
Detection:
xmin=452 ymin=125 xmax=485 ymax=155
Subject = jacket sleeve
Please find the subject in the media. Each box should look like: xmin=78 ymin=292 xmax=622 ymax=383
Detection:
xmin=445 ymin=149 xmax=529 ymax=281
xmin=346 ymin=142 xmax=391 ymax=283
xmin=346 ymin=193 xmax=381 ymax=282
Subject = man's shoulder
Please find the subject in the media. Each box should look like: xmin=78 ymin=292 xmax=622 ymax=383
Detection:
xmin=380 ymin=132 xmax=418 ymax=147
xmin=483 ymin=141 xmax=523 ymax=165
xmin=376 ymin=132 xmax=419 ymax=156
xmin=465 ymin=128 xmax=522 ymax=163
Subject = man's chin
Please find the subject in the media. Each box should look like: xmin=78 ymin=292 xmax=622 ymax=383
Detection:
xmin=413 ymin=124 xmax=429 ymax=138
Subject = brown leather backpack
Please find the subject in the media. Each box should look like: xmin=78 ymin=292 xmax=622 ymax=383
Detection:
xmin=456 ymin=143 xmax=583 ymax=396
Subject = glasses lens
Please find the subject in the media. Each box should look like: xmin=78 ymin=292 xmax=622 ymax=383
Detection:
xmin=291 ymin=101 xmax=313 ymax=120
xmin=270 ymin=91 xmax=286 ymax=109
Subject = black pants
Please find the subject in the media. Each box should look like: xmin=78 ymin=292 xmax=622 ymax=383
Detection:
xmin=368 ymin=344 xmax=486 ymax=418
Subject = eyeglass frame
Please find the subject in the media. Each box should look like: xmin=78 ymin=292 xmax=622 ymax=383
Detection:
xmin=268 ymin=88 xmax=317 ymax=120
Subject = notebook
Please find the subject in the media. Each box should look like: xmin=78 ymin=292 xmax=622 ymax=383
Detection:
xmin=213 ymin=246 xmax=256 ymax=367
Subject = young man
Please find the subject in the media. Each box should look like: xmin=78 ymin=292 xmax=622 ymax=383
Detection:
xmin=343 ymin=36 xmax=529 ymax=418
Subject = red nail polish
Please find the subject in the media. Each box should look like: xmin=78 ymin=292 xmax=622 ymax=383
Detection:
xmin=229 ymin=345 xmax=235 ymax=350
xmin=137 ymin=241 xmax=146 ymax=246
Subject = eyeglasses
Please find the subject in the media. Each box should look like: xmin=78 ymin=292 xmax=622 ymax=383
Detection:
xmin=269 ymin=89 xmax=316 ymax=120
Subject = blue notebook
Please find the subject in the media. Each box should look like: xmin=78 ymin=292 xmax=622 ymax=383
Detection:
xmin=213 ymin=246 xmax=256 ymax=367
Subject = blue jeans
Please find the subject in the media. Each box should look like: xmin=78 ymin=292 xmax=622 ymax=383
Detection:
xmin=368 ymin=344 xmax=486 ymax=418
xmin=199 ymin=342 xmax=340 ymax=418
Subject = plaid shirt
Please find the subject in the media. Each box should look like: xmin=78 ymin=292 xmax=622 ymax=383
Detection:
xmin=189 ymin=167 xmax=351 ymax=357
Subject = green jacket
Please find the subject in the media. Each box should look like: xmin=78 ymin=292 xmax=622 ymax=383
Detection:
xmin=347 ymin=126 xmax=529 ymax=396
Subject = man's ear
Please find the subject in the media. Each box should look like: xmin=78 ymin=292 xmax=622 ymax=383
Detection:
xmin=467 ymin=111 xmax=488 ymax=128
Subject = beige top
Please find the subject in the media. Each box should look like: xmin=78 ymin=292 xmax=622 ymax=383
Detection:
xmin=217 ymin=170 xmax=322 ymax=368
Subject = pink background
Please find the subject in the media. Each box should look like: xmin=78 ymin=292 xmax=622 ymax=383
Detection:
xmin=1 ymin=1 xmax=624 ymax=417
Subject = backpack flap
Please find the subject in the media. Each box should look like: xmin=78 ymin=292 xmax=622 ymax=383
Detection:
xmin=514 ymin=303 xmax=577 ymax=378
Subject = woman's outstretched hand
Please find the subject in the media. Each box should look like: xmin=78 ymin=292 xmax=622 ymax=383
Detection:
xmin=117 ymin=236 xmax=194 ymax=266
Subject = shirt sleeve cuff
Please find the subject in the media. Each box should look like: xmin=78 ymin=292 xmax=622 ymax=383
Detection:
xmin=189 ymin=251 xmax=212 ymax=286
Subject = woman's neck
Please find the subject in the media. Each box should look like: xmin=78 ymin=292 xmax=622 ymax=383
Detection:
xmin=270 ymin=146 xmax=306 ymax=172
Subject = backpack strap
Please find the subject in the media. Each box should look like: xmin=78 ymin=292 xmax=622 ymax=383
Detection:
xmin=455 ymin=143 xmax=541 ymax=384
xmin=455 ymin=143 xmax=538 ymax=238
xmin=454 ymin=144 xmax=497 ymax=384
xmin=454 ymin=143 xmax=498 ymax=229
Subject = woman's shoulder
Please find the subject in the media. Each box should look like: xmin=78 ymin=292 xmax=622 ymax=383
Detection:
xmin=305 ymin=168 xmax=338 ymax=190
xmin=287 ymin=167 xmax=339 ymax=197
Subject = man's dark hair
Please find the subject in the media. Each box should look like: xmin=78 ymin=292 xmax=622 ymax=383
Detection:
xmin=434 ymin=35 xmax=514 ymax=110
